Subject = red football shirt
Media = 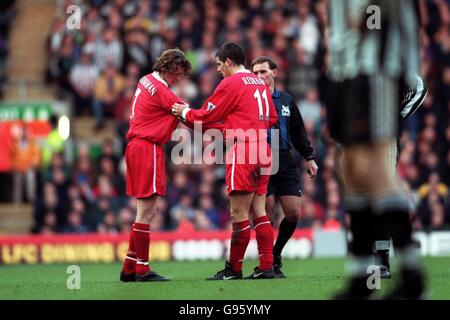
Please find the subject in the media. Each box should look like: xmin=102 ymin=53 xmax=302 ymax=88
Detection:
xmin=184 ymin=70 xmax=278 ymax=141
xmin=126 ymin=72 xmax=184 ymax=145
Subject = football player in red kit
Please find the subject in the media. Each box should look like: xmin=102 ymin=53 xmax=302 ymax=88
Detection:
xmin=120 ymin=49 xmax=192 ymax=282
xmin=172 ymin=42 xmax=279 ymax=280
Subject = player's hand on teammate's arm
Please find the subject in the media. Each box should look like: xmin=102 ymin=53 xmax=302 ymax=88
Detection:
xmin=306 ymin=160 xmax=318 ymax=178
xmin=171 ymin=102 xmax=189 ymax=119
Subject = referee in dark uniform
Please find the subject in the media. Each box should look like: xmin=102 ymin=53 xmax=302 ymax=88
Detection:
xmin=252 ymin=56 xmax=318 ymax=278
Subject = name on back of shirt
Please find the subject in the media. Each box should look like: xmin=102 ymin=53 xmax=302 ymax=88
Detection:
xmin=139 ymin=77 xmax=157 ymax=96
xmin=241 ymin=77 xmax=265 ymax=86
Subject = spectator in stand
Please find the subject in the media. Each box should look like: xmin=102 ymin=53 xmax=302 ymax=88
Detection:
xmin=118 ymin=207 xmax=135 ymax=232
xmin=62 ymin=210 xmax=90 ymax=233
xmin=97 ymin=210 xmax=120 ymax=234
xmin=32 ymin=182 xmax=66 ymax=233
xmin=92 ymin=62 xmax=125 ymax=130
xmin=94 ymin=28 xmax=123 ymax=71
xmin=69 ymin=49 xmax=99 ymax=116
xmin=40 ymin=211 xmax=58 ymax=235
xmin=10 ymin=124 xmax=40 ymax=203
xmin=41 ymin=115 xmax=64 ymax=170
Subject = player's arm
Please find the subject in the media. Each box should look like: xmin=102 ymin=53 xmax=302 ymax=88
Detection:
xmin=177 ymin=80 xmax=237 ymax=124
xmin=289 ymin=99 xmax=315 ymax=161
xmin=289 ymin=99 xmax=318 ymax=178
xmin=157 ymin=87 xmax=224 ymax=131
xmin=159 ymin=87 xmax=186 ymax=113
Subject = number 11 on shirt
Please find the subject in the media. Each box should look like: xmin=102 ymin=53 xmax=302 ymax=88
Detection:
xmin=254 ymin=88 xmax=270 ymax=121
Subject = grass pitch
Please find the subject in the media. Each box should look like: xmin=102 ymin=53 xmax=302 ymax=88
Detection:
xmin=0 ymin=257 xmax=449 ymax=300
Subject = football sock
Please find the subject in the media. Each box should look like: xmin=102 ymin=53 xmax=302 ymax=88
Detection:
xmin=253 ymin=215 xmax=274 ymax=270
xmin=229 ymin=220 xmax=251 ymax=273
xmin=133 ymin=222 xmax=151 ymax=275
xmin=372 ymin=193 xmax=424 ymax=291
xmin=345 ymin=193 xmax=374 ymax=257
xmin=122 ymin=224 xmax=137 ymax=274
xmin=344 ymin=193 xmax=374 ymax=277
xmin=340 ymin=192 xmax=375 ymax=297
xmin=273 ymin=217 xmax=297 ymax=257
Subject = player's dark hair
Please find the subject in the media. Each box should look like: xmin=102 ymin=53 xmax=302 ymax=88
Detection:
xmin=215 ymin=42 xmax=245 ymax=66
xmin=251 ymin=56 xmax=278 ymax=70
xmin=153 ymin=48 xmax=192 ymax=76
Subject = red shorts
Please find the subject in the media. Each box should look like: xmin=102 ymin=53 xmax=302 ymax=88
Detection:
xmin=126 ymin=139 xmax=166 ymax=198
xmin=225 ymin=142 xmax=272 ymax=195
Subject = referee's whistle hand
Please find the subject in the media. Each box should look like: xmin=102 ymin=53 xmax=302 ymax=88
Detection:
xmin=306 ymin=160 xmax=318 ymax=178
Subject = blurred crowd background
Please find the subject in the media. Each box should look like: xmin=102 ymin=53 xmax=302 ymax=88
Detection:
xmin=1 ymin=0 xmax=449 ymax=235
xmin=0 ymin=1 xmax=15 ymax=99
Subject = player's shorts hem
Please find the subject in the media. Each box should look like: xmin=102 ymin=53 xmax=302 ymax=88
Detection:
xmin=228 ymin=188 xmax=257 ymax=194
xmin=127 ymin=191 xmax=165 ymax=199
xmin=268 ymin=190 xmax=302 ymax=197
xmin=228 ymin=187 xmax=267 ymax=195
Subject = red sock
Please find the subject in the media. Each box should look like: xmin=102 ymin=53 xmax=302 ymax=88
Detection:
xmin=229 ymin=220 xmax=251 ymax=273
xmin=133 ymin=222 xmax=151 ymax=275
xmin=122 ymin=224 xmax=137 ymax=274
xmin=253 ymin=215 xmax=274 ymax=270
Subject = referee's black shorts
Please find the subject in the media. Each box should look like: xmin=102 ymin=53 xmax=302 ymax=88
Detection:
xmin=267 ymin=151 xmax=301 ymax=197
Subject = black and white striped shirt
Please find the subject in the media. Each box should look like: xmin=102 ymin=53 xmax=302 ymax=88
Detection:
xmin=328 ymin=0 xmax=420 ymax=86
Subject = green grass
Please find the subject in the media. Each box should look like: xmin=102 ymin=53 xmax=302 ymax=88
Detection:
xmin=0 ymin=257 xmax=449 ymax=300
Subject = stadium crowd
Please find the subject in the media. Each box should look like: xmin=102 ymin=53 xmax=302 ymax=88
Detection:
xmin=17 ymin=0 xmax=450 ymax=234
xmin=0 ymin=0 xmax=16 ymax=99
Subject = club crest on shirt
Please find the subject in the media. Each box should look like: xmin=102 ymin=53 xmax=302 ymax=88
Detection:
xmin=207 ymin=102 xmax=217 ymax=111
xmin=281 ymin=105 xmax=290 ymax=116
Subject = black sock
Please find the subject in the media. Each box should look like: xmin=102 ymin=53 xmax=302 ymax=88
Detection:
xmin=376 ymin=249 xmax=390 ymax=267
xmin=348 ymin=208 xmax=375 ymax=256
xmin=385 ymin=211 xmax=412 ymax=248
xmin=343 ymin=209 xmax=376 ymax=298
xmin=373 ymin=193 xmax=424 ymax=291
xmin=338 ymin=194 xmax=376 ymax=298
xmin=273 ymin=218 xmax=297 ymax=256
